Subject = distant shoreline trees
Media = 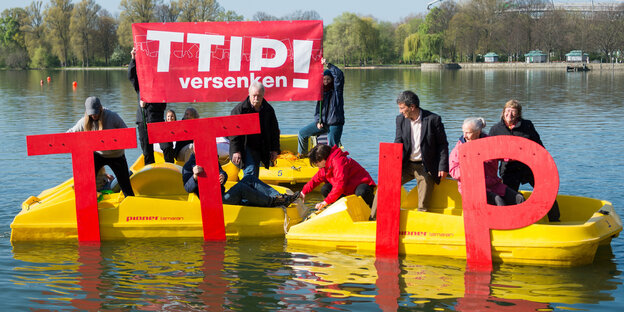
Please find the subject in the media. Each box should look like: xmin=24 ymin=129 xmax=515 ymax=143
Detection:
xmin=1 ymin=0 xmax=623 ymax=69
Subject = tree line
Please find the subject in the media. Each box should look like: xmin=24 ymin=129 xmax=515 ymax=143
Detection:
xmin=1 ymin=0 xmax=623 ymax=69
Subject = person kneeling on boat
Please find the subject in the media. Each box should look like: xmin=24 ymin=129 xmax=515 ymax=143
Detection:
xmin=300 ymin=144 xmax=376 ymax=211
xmin=182 ymin=153 xmax=300 ymax=207
xmin=449 ymin=117 xmax=524 ymax=206
xmin=67 ymin=96 xmax=135 ymax=197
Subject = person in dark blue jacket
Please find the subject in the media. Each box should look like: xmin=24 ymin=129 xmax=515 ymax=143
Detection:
xmin=297 ymin=58 xmax=345 ymax=156
xmin=182 ymin=153 xmax=299 ymax=207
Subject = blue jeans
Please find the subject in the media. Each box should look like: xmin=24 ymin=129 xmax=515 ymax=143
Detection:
xmin=242 ymin=148 xmax=262 ymax=178
xmin=239 ymin=174 xmax=280 ymax=197
xmin=298 ymin=122 xmax=343 ymax=155
xmin=222 ymin=175 xmax=279 ymax=206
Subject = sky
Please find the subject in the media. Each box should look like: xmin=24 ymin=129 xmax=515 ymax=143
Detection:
xmin=0 ymin=0 xmax=434 ymax=23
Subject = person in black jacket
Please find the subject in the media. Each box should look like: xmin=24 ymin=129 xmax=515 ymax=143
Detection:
xmin=297 ymin=58 xmax=345 ymax=155
xmin=182 ymin=153 xmax=299 ymax=207
xmin=394 ymin=90 xmax=449 ymax=211
xmin=488 ymin=99 xmax=560 ymax=222
xmin=128 ymin=47 xmax=174 ymax=165
xmin=229 ymin=81 xmax=280 ymax=180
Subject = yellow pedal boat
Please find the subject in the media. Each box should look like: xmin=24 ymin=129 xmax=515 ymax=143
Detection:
xmin=286 ymin=179 xmax=622 ymax=267
xmin=222 ymin=134 xmax=319 ymax=185
xmin=11 ymin=153 xmax=305 ymax=242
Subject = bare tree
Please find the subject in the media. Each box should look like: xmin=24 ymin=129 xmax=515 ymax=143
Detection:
xmin=155 ymin=2 xmax=180 ymax=22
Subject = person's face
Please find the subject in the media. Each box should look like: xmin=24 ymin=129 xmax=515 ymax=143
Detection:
xmin=249 ymin=87 xmax=264 ymax=111
xmin=323 ymin=75 xmax=332 ymax=86
xmin=462 ymin=124 xmax=480 ymax=142
xmin=398 ymin=102 xmax=417 ymax=120
xmin=90 ymin=114 xmax=99 ymax=121
xmin=166 ymin=112 xmax=176 ymax=122
xmin=184 ymin=110 xmax=195 ymax=120
xmin=504 ymin=107 xmax=519 ymax=125
xmin=315 ymin=160 xmax=327 ymax=168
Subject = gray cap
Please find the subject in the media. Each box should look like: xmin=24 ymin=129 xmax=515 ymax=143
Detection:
xmin=85 ymin=96 xmax=102 ymax=115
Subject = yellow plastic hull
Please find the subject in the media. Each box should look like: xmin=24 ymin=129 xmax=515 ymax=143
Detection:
xmin=11 ymin=156 xmax=304 ymax=242
xmin=286 ymin=179 xmax=622 ymax=267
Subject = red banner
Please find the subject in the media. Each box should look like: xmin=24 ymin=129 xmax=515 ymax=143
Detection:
xmin=132 ymin=21 xmax=324 ymax=103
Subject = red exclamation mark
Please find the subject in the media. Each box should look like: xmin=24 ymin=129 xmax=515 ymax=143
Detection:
xmin=292 ymin=40 xmax=313 ymax=88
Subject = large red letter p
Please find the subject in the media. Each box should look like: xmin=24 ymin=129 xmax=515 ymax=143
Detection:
xmin=458 ymin=136 xmax=559 ymax=270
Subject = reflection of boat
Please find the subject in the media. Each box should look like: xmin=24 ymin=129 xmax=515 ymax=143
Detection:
xmin=222 ymin=134 xmax=319 ymax=185
xmin=286 ymin=179 xmax=622 ymax=267
xmin=285 ymin=245 xmax=619 ymax=304
xmin=11 ymin=154 xmax=305 ymax=242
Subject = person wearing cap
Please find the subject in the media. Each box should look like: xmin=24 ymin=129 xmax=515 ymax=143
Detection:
xmin=128 ymin=47 xmax=174 ymax=165
xmin=297 ymin=58 xmax=345 ymax=156
xmin=67 ymin=97 xmax=135 ymax=197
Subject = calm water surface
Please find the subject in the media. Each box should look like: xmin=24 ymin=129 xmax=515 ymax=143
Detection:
xmin=1 ymin=68 xmax=623 ymax=311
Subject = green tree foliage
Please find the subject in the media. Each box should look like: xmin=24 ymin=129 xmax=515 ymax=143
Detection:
xmin=21 ymin=1 xmax=50 ymax=64
xmin=94 ymin=9 xmax=118 ymax=65
xmin=117 ymin=0 xmax=160 ymax=49
xmin=44 ymin=0 xmax=73 ymax=66
xmin=177 ymin=0 xmax=222 ymax=22
xmin=324 ymin=13 xmax=381 ymax=66
xmin=70 ymin=0 xmax=101 ymax=67
xmin=1 ymin=0 xmax=624 ymax=68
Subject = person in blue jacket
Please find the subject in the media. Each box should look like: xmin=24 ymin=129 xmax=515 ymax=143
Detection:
xmin=297 ymin=58 xmax=345 ymax=156
xmin=182 ymin=153 xmax=299 ymax=207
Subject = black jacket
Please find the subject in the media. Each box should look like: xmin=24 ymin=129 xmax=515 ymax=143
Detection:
xmin=395 ymin=109 xmax=449 ymax=184
xmin=229 ymin=97 xmax=280 ymax=169
xmin=182 ymin=154 xmax=227 ymax=198
xmin=488 ymin=118 xmax=543 ymax=184
xmin=128 ymin=59 xmax=166 ymax=124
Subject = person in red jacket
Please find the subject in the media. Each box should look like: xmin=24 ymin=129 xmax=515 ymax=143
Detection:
xmin=301 ymin=144 xmax=376 ymax=210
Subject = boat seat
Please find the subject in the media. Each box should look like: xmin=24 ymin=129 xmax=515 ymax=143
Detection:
xmin=401 ymin=178 xmax=463 ymax=211
xmin=130 ymin=162 xmax=187 ymax=196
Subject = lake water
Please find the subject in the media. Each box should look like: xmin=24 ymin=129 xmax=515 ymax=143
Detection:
xmin=1 ymin=68 xmax=623 ymax=311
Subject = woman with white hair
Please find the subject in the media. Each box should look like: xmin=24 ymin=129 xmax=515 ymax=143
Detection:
xmin=449 ymin=117 xmax=524 ymax=206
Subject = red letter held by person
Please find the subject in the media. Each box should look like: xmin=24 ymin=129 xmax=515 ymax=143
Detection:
xmin=26 ymin=128 xmax=137 ymax=243
xmin=458 ymin=136 xmax=559 ymax=270
xmin=375 ymin=143 xmax=403 ymax=258
xmin=147 ymin=114 xmax=260 ymax=241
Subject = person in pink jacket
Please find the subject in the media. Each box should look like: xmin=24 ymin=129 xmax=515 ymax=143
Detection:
xmin=301 ymin=144 xmax=376 ymax=210
xmin=449 ymin=117 xmax=524 ymax=206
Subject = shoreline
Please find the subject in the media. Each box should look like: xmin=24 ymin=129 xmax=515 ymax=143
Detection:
xmin=3 ymin=62 xmax=624 ymax=71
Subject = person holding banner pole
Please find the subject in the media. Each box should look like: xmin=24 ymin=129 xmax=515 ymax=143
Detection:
xmin=229 ymin=82 xmax=281 ymax=185
xmin=128 ymin=47 xmax=174 ymax=165
xmin=297 ymin=58 xmax=345 ymax=156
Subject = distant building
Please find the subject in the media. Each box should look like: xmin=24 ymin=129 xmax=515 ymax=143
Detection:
xmin=566 ymin=50 xmax=589 ymax=62
xmin=484 ymin=52 xmax=499 ymax=63
xmin=524 ymin=50 xmax=547 ymax=63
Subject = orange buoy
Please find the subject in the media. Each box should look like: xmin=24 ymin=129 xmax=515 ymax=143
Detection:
xmin=72 ymin=81 xmax=77 ymax=87
xmin=46 ymin=76 xmax=51 ymax=82
xmin=40 ymin=80 xmax=43 ymax=85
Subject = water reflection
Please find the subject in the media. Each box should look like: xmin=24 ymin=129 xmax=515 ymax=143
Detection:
xmin=286 ymin=245 xmax=620 ymax=311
